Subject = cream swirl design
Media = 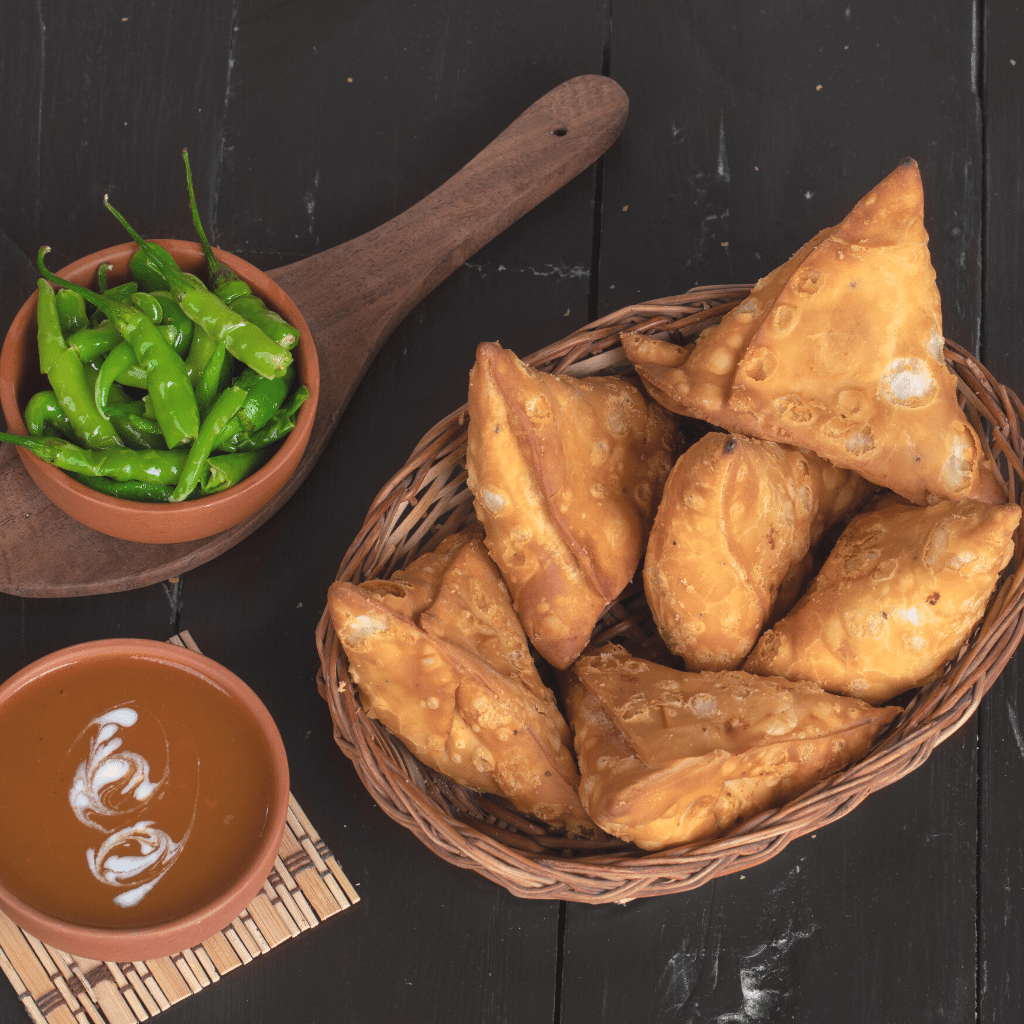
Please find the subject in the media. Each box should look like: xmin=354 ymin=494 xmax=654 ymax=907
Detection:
xmin=68 ymin=706 xmax=194 ymax=909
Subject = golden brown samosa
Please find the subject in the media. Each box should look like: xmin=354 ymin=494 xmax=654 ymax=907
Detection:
xmin=467 ymin=341 xmax=678 ymax=669
xmin=328 ymin=527 xmax=593 ymax=834
xmin=644 ymin=433 xmax=874 ymax=671
xmin=622 ymin=160 xmax=1002 ymax=505
xmin=562 ymin=645 xmax=899 ymax=850
xmin=744 ymin=497 xmax=1021 ymax=703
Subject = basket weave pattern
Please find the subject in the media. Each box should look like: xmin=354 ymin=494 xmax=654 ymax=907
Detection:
xmin=314 ymin=285 xmax=1024 ymax=903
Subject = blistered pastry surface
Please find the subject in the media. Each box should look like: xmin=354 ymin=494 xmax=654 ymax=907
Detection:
xmin=644 ymin=433 xmax=874 ymax=670
xmin=563 ymin=645 xmax=898 ymax=850
xmin=744 ymin=497 xmax=1021 ymax=702
xmin=729 ymin=163 xmax=993 ymax=503
xmin=466 ymin=342 xmax=677 ymax=668
xmin=620 ymin=227 xmax=831 ymax=431
xmin=328 ymin=528 xmax=592 ymax=833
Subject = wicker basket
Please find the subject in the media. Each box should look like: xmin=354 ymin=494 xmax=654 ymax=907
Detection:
xmin=314 ymin=284 xmax=1024 ymax=904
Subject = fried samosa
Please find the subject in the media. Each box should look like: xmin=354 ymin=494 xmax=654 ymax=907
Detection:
xmin=562 ymin=645 xmax=899 ymax=850
xmin=327 ymin=527 xmax=593 ymax=834
xmin=644 ymin=433 xmax=875 ymax=671
xmin=744 ymin=497 xmax=1021 ymax=703
xmin=467 ymin=341 xmax=678 ymax=669
xmin=622 ymin=160 xmax=1002 ymax=505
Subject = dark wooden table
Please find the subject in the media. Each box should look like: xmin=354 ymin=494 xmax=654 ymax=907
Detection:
xmin=2 ymin=2 xmax=1023 ymax=1021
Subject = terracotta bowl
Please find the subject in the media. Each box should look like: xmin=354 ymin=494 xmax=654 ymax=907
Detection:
xmin=0 ymin=240 xmax=319 ymax=543
xmin=0 ymin=638 xmax=290 ymax=962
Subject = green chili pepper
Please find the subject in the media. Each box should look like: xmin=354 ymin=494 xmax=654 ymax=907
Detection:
xmin=105 ymin=399 xmax=147 ymax=417
xmin=0 ymin=432 xmax=187 ymax=484
xmin=24 ymin=390 xmax=74 ymax=439
xmin=81 ymin=361 xmax=132 ymax=408
xmin=69 ymin=473 xmax=173 ymax=502
xmin=94 ymin=342 xmax=139 ymax=417
xmin=49 ymin=350 xmax=128 ymax=450
xmin=215 ymin=385 xmax=309 ymax=452
xmin=183 ymin=149 xmax=300 ymax=351
xmin=106 ymin=401 xmax=168 ymax=451
xmin=35 ymin=281 xmax=124 ymax=450
xmin=235 ymin=364 xmax=295 ymax=432
xmin=150 ymin=291 xmax=195 ymax=354
xmin=105 ymin=197 xmax=292 ymax=379
xmin=183 ymin=324 xmax=219 ymax=384
xmin=102 ymin=280 xmax=138 ymax=303
xmin=202 ymin=451 xmax=268 ymax=495
xmin=227 ymin=295 xmax=298 ymax=351
xmin=114 ymin=362 xmax=149 ymax=389
xmin=170 ymin=383 xmax=250 ymax=502
xmin=195 ymin=339 xmax=234 ymax=416
xmin=129 ymin=246 xmax=168 ymax=292
xmin=215 ymin=277 xmax=250 ymax=304
xmin=38 ymin=247 xmax=199 ymax=450
xmin=130 ymin=291 xmax=163 ymax=325
xmin=68 ymin=321 xmax=122 ymax=362
xmin=36 ymin=280 xmax=67 ymax=375
xmin=100 ymin=324 xmax=182 ymax=388
xmin=96 ymin=262 xmax=141 ymax=305
xmin=55 ymin=289 xmax=88 ymax=336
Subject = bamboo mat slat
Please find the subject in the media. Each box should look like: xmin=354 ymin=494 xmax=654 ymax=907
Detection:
xmin=1 ymin=632 xmax=360 ymax=1024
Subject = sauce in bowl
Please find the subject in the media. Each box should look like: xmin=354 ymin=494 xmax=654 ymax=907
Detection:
xmin=0 ymin=640 xmax=288 ymax=955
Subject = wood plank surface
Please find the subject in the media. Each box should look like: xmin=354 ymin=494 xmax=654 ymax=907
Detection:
xmin=560 ymin=4 xmax=984 ymax=1020
xmin=977 ymin=2 xmax=1024 ymax=1022
xmin=1 ymin=1 xmax=1021 ymax=1023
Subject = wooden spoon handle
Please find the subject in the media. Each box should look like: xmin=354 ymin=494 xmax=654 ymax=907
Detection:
xmin=270 ymin=75 xmax=628 ymax=394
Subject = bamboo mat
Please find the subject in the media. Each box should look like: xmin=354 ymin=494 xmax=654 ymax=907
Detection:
xmin=0 ymin=632 xmax=360 ymax=1024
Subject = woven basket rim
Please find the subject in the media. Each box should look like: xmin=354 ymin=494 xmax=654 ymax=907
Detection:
xmin=315 ymin=284 xmax=1024 ymax=903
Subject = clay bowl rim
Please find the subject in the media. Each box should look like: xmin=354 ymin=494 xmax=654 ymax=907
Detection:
xmin=0 ymin=637 xmax=291 ymax=962
xmin=0 ymin=239 xmax=320 ymax=544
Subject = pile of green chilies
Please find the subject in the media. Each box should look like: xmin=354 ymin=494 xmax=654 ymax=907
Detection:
xmin=1 ymin=151 xmax=309 ymax=504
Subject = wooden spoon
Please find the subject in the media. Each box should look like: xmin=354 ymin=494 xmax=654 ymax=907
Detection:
xmin=0 ymin=75 xmax=628 ymax=598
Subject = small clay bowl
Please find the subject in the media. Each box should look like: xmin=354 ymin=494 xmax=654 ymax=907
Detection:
xmin=0 ymin=240 xmax=319 ymax=543
xmin=0 ymin=638 xmax=290 ymax=962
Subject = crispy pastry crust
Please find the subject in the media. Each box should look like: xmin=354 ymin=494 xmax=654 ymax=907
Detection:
xmin=562 ymin=645 xmax=899 ymax=850
xmin=622 ymin=161 xmax=1002 ymax=505
xmin=466 ymin=341 xmax=678 ymax=669
xmin=328 ymin=528 xmax=593 ymax=834
xmin=644 ymin=433 xmax=875 ymax=671
xmin=744 ymin=497 xmax=1021 ymax=702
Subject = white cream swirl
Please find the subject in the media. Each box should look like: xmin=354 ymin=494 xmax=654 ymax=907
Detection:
xmin=69 ymin=708 xmax=164 ymax=830
xmin=87 ymin=821 xmax=186 ymax=908
xmin=68 ymin=705 xmax=193 ymax=909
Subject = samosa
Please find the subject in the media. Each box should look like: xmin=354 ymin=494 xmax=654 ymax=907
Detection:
xmin=622 ymin=160 xmax=1002 ymax=505
xmin=328 ymin=527 xmax=593 ymax=834
xmin=467 ymin=341 xmax=678 ymax=669
xmin=562 ymin=645 xmax=899 ymax=850
xmin=644 ymin=433 xmax=874 ymax=671
xmin=745 ymin=496 xmax=1021 ymax=703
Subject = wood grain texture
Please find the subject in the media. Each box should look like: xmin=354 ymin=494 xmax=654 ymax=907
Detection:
xmin=977 ymin=1 xmax=1024 ymax=1021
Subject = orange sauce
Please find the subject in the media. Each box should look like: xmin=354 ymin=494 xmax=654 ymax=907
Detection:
xmin=0 ymin=653 xmax=276 ymax=929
